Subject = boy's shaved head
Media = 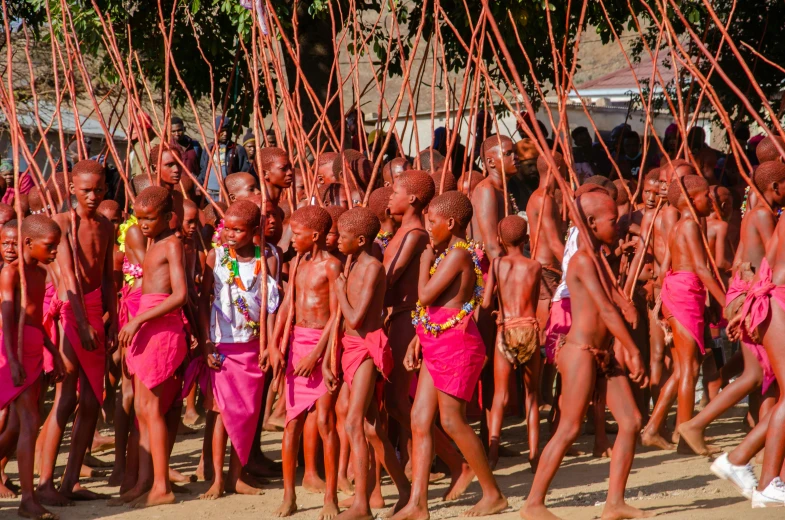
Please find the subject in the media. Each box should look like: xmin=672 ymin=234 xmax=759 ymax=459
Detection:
xmin=225 ymin=172 xmax=259 ymax=194
xmin=577 ymin=190 xmax=617 ymax=222
xmin=98 ymin=199 xmax=121 ymax=217
xmin=290 ymin=205 xmax=332 ymax=236
xmin=204 ymin=201 xmax=228 ymax=226
xmin=259 ymin=147 xmax=289 ymax=170
xmin=22 ymin=214 xmax=61 ymax=240
xmin=667 ymin=175 xmax=709 ymax=208
xmin=132 ymin=174 xmax=152 ymax=196
xmin=368 ymin=187 xmax=393 ymax=221
xmin=224 ymin=199 xmax=261 ymax=228
xmin=481 ymin=135 xmax=513 ymax=159
xmin=418 ymin=149 xmax=446 ymax=173
xmin=645 ymin=168 xmax=661 ymax=184
xmin=754 ymin=160 xmax=785 ymax=192
xmin=318 ymin=151 xmax=339 ymax=168
xmin=756 ymin=135 xmax=785 ymax=163
xmin=661 ymin=158 xmax=697 ymax=180
xmin=0 ymin=203 xmax=15 ymax=223
xmin=498 ymin=215 xmax=528 ymax=246
xmin=613 ymin=180 xmax=630 ymax=205
xmin=333 ymin=149 xmax=372 ymax=188
xmin=149 ymin=143 xmax=182 ymax=166
xmin=71 ymin=159 xmax=106 ymax=179
xmin=536 ymin=151 xmax=566 ymax=177
xmin=429 ymin=191 xmax=473 ymax=229
xmin=136 ymin=186 xmax=173 ymax=214
xmin=430 ymin=170 xmax=457 ymax=192
xmin=337 ymin=207 xmax=381 ymax=241
xmin=325 ymin=204 xmax=348 ymax=228
xmin=398 ymin=170 xmax=436 ymax=207
xmin=583 ymin=175 xmax=618 ymax=201
xmin=574 ymin=183 xmax=609 ymax=198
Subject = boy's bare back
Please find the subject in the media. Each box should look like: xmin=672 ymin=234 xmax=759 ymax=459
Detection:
xmin=495 ymin=256 xmax=541 ymax=320
xmin=344 ymin=254 xmax=385 ymax=335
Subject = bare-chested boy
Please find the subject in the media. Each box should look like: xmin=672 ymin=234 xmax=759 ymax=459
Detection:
xmin=483 ymin=215 xmax=541 ymax=470
xmin=520 ymin=189 xmax=650 ymax=520
xmin=393 ymin=191 xmax=507 ymax=519
xmin=525 ymin=152 xmax=566 ymax=335
xmin=36 ymin=160 xmax=118 ymax=505
xmin=681 ymin=162 xmax=785 ymax=472
xmin=0 ymin=215 xmax=64 ymax=519
xmin=643 ymin=175 xmax=726 ymax=450
xmin=384 ymin=170 xmax=474 ymax=499
xmin=268 ymin=205 xmax=341 ymax=519
xmin=470 ymin=135 xmax=520 ymax=260
xmin=117 ymin=187 xmax=189 ymax=508
xmin=322 ymin=206 xmax=411 ymax=520
xmin=725 ymin=170 xmax=785 ymax=506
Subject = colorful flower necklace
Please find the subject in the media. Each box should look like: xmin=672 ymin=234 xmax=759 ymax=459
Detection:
xmin=221 ymin=246 xmax=262 ymax=336
xmin=376 ymin=231 xmax=393 ymax=251
xmin=412 ymin=240 xmax=485 ymax=336
xmin=212 ymin=219 xmax=225 ymax=249
xmin=740 ymin=185 xmax=750 ymax=218
xmin=117 ymin=215 xmax=137 ymax=253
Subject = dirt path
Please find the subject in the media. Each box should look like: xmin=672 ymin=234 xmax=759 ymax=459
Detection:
xmin=0 ymin=406 xmax=779 ymax=519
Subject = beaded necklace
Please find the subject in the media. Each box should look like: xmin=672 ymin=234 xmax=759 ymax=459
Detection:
xmin=376 ymin=231 xmax=393 ymax=251
xmin=412 ymin=240 xmax=484 ymax=336
xmin=220 ymin=246 xmax=262 ymax=336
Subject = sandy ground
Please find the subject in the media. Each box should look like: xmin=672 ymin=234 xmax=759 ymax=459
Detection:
xmin=1 ymin=405 xmax=782 ymax=520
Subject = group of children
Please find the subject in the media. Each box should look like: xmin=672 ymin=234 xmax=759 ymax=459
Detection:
xmin=1 ymin=130 xmax=785 ymax=520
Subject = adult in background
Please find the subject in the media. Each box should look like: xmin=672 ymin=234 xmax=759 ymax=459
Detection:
xmin=198 ymin=116 xmax=251 ymax=202
xmin=171 ymin=117 xmax=203 ymax=179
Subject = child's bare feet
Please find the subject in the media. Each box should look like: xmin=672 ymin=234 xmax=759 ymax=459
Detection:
xmin=338 ymin=476 xmax=355 ymax=495
xmin=677 ymin=423 xmax=721 ymax=456
xmin=227 ymin=477 xmax=264 ymax=495
xmin=0 ymin=479 xmax=17 ymax=498
xmin=273 ymin=495 xmax=298 ymax=517
xmin=464 ymin=493 xmax=508 ymax=517
xmin=601 ymin=502 xmax=655 ymax=519
xmin=107 ymin=467 xmax=125 ymax=487
xmin=84 ymin=453 xmax=113 ymax=468
xmin=319 ymin=501 xmax=340 ymax=520
xmin=199 ymin=481 xmax=224 ymax=500
xmin=335 ymin=501 xmax=373 ymax=520
xmin=19 ymin=496 xmax=59 ymax=520
xmin=339 ymin=496 xmax=355 ymax=508
xmin=389 ymin=501 xmax=429 ymax=520
xmin=443 ymin=463 xmax=475 ymax=501
xmin=61 ymin=483 xmax=108 ymax=501
xmin=36 ymin=483 xmax=74 ymax=507
xmin=129 ymin=488 xmax=176 ymax=508
xmin=91 ymin=432 xmax=115 ymax=453
xmin=169 ymin=467 xmax=195 ymax=483
xmin=383 ymin=494 xmax=410 ymax=518
xmin=107 ymin=481 xmax=150 ymax=506
xmin=593 ymin=446 xmax=613 ymax=459
xmin=303 ymin=473 xmax=327 ymax=493
xmin=641 ymin=430 xmax=676 ymax=451
xmin=182 ymin=409 xmax=202 ymax=426
xmin=195 ymin=457 xmax=212 ymax=482
xmin=370 ymin=487 xmax=385 ymax=509
xmin=519 ymin=501 xmax=561 ymax=520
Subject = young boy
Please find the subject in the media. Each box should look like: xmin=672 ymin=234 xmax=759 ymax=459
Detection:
xmin=683 ymin=162 xmax=785 ymax=464
xmin=0 ymin=215 xmax=64 ymax=519
xmin=520 ymin=189 xmax=649 ymax=520
xmin=36 ymin=160 xmax=118 ymax=506
xmin=259 ymin=147 xmax=294 ymax=206
xmin=322 ymin=207 xmax=411 ymax=519
xmin=197 ymin=200 xmax=274 ymax=499
xmin=225 ymin=172 xmax=261 ymax=203
xmin=117 ymin=186 xmax=189 ymax=508
xmin=727 ymin=178 xmax=785 ymax=506
xmin=384 ymin=171 xmax=474 ymax=500
xmin=394 ymin=191 xmax=507 ymax=519
xmin=317 ymin=152 xmax=340 ymax=186
xmin=645 ymin=175 xmax=726 ymax=451
xmin=268 ymin=205 xmax=342 ymax=519
xmin=482 ymin=215 xmax=542 ymax=470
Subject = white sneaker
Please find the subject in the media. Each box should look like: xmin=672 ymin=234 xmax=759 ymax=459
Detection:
xmin=710 ymin=453 xmax=758 ymax=499
xmin=752 ymin=477 xmax=785 ymax=508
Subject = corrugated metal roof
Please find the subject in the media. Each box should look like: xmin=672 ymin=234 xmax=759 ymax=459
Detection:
xmin=1 ymin=100 xmax=127 ymax=141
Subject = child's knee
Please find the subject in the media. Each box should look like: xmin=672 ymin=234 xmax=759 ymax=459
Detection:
xmin=363 ymin=420 xmax=381 ymax=442
xmin=344 ymin=412 xmax=364 ymax=439
xmin=316 ymin=410 xmax=334 ymax=436
xmin=410 ymin=409 xmax=431 ymax=437
xmin=493 ymin=389 xmax=509 ymax=409
xmin=439 ymin=411 xmax=465 ymax=438
xmin=618 ymin=410 xmax=643 ymax=434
